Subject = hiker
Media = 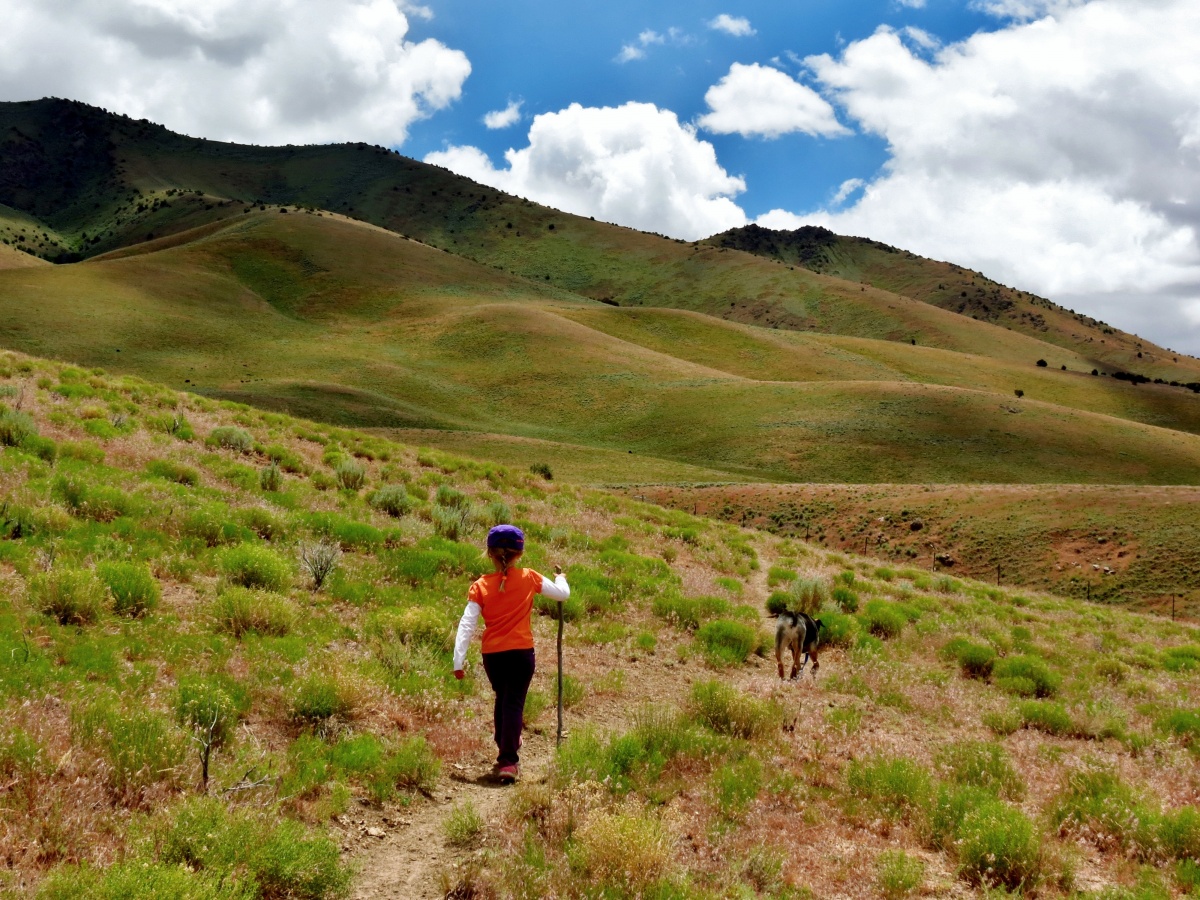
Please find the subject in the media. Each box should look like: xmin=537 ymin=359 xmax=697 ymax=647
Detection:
xmin=452 ymin=524 xmax=570 ymax=783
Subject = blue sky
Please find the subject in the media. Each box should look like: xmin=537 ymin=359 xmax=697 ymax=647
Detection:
xmin=404 ymin=0 xmax=988 ymax=220
xmin=2 ymin=0 xmax=1200 ymax=354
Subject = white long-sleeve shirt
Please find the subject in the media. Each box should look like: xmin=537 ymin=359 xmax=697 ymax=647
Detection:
xmin=452 ymin=572 xmax=570 ymax=671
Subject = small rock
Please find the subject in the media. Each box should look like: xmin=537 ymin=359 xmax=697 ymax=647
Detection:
xmin=366 ymin=827 xmax=385 ymax=838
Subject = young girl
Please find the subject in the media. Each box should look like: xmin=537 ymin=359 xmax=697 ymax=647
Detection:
xmin=453 ymin=524 xmax=569 ymax=783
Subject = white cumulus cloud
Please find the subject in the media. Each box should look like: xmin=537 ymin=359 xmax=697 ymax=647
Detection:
xmin=764 ymin=2 xmax=1200 ymax=355
xmin=425 ymin=102 xmax=747 ymax=240
xmin=708 ymin=14 xmax=755 ymax=37
xmin=483 ymin=100 xmax=522 ymax=130
xmin=0 ymin=0 xmax=470 ymax=146
xmin=698 ymin=62 xmax=849 ymax=139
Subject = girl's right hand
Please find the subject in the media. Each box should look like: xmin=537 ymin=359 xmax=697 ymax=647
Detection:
xmin=553 ymin=565 xmax=563 ymax=575
xmin=453 ymin=669 xmax=465 ymax=680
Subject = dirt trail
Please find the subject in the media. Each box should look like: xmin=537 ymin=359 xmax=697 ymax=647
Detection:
xmin=348 ymin=728 xmax=557 ymax=900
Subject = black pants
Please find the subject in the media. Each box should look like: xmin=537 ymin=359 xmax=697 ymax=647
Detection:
xmin=481 ymin=648 xmax=535 ymax=766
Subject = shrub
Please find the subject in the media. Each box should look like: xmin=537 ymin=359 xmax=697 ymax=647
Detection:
xmin=957 ymin=799 xmax=1042 ymax=890
xmin=219 ymin=544 xmax=291 ymax=592
xmin=72 ymin=701 xmax=185 ymax=796
xmin=688 ymin=679 xmax=782 ymax=739
xmin=652 ymin=593 xmax=729 ymax=630
xmin=264 ymin=443 xmax=305 ymax=473
xmin=926 ymin=783 xmax=995 ymax=850
xmin=369 ymin=484 xmax=412 ymax=518
xmin=259 ymin=461 xmax=282 ymax=492
xmin=0 ymin=407 xmax=36 ymax=447
xmin=529 ymin=462 xmax=553 ymax=480
xmin=832 ymin=585 xmax=859 ymax=613
xmin=994 ymin=655 xmax=1060 ymax=697
xmin=935 ymin=740 xmax=1024 ymax=800
xmin=207 ymin=426 xmax=253 ymax=453
xmin=876 ymin=850 xmax=925 ymax=900
xmin=482 ymin=499 xmax=512 ymax=527
xmin=1162 ymin=645 xmax=1200 ymax=672
xmin=862 ymin=600 xmax=906 ymax=639
xmin=211 ymin=587 xmax=296 ymax=637
xmin=1157 ymin=709 xmax=1200 ymax=746
xmin=846 ymin=756 xmax=933 ymax=823
xmin=368 ymin=607 xmax=452 ymax=653
xmin=35 ymin=860 xmax=245 ymax=899
xmin=334 ymin=458 xmax=366 ymax=491
xmin=571 ymin=812 xmax=675 ymax=895
xmin=298 ymin=539 xmax=341 ymax=591
xmin=772 ymin=576 xmax=829 ymax=616
xmin=1018 ymin=700 xmax=1074 ymax=735
xmin=30 ymin=568 xmax=106 ymax=625
xmin=146 ymin=458 xmax=199 ymax=487
xmin=767 ymin=566 xmax=797 ymax=587
xmin=21 ymin=434 xmax=57 ymax=463
xmin=711 ymin=756 xmax=763 ymax=821
xmin=385 ymin=736 xmax=440 ymax=794
xmin=145 ymin=412 xmax=195 ymax=441
xmin=96 ymin=561 xmax=160 ymax=617
xmin=175 ymin=677 xmax=238 ymax=749
xmin=238 ymin=506 xmax=287 ymax=541
xmin=695 ymin=618 xmax=758 ymax=665
xmin=52 ymin=475 xmax=131 ymax=522
xmin=1158 ymin=806 xmax=1200 ymax=861
xmin=1051 ymin=768 xmax=1158 ymax=856
xmin=434 ymin=484 xmax=469 ymax=507
xmin=431 ymin=503 xmax=472 ymax=540
xmin=444 ymin=800 xmax=484 ymax=847
xmin=955 ymin=640 xmax=996 ymax=679
xmin=291 ymin=674 xmax=353 ymax=725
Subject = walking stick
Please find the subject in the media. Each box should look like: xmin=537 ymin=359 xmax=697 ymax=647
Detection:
xmin=556 ymin=595 xmax=566 ymax=748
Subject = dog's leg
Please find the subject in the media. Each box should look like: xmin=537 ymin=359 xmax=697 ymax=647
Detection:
xmin=809 ymin=646 xmax=820 ymax=678
xmin=789 ymin=636 xmax=801 ymax=680
xmin=775 ymin=629 xmax=786 ymax=680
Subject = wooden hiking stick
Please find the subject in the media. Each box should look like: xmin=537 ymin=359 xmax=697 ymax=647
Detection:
xmin=555 ymin=565 xmax=564 ymax=748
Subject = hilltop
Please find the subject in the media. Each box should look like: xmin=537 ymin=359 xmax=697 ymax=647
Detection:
xmin=1 ymin=348 xmax=1199 ymax=900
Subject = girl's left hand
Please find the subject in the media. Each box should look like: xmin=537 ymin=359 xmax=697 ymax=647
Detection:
xmin=453 ymin=669 xmax=465 ymax=680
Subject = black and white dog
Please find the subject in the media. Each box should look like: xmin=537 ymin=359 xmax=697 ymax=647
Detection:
xmin=775 ymin=611 xmax=822 ymax=680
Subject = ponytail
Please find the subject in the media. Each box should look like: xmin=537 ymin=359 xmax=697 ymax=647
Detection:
xmin=489 ymin=547 xmax=521 ymax=591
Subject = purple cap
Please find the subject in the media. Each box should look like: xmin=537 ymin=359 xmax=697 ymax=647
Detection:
xmin=486 ymin=524 xmax=525 ymax=552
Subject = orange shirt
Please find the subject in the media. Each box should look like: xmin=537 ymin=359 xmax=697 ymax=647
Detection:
xmin=468 ymin=567 xmax=545 ymax=654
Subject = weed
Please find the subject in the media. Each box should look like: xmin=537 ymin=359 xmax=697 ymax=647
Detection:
xmin=368 ymin=606 xmax=453 ymax=653
xmin=219 ymin=543 xmax=291 ymax=591
xmin=35 ymin=860 xmax=249 ymax=899
xmin=876 ymin=850 xmax=925 ymax=900
xmin=369 ymin=484 xmax=412 ymax=517
xmin=291 ymin=674 xmax=353 ymax=725
xmin=817 ymin=608 xmax=858 ymax=647
xmin=711 ymin=756 xmax=763 ymax=821
xmin=695 ymin=618 xmax=758 ymax=665
xmin=334 ymin=458 xmax=366 ymax=491
xmin=994 ymin=655 xmax=1060 ymax=697
xmin=0 ymin=407 xmax=37 ymax=447
xmin=146 ymin=458 xmax=199 ymax=486
xmin=53 ymin=475 xmax=131 ymax=522
xmin=688 ymin=679 xmax=782 ymax=739
xmin=957 ymin=799 xmax=1042 ymax=890
xmin=211 ymin=587 xmax=296 ymax=637
xmin=96 ymin=561 xmax=160 ymax=616
xmin=982 ymin=707 xmax=1023 ymax=737
xmin=260 ymin=461 xmax=283 ymax=492
xmin=299 ymin=539 xmax=342 ymax=591
xmin=482 ymin=499 xmax=512 ymax=527
xmin=444 ymin=800 xmax=484 ymax=847
xmin=1051 ymin=768 xmax=1159 ymax=855
xmin=846 ymin=756 xmax=932 ymax=823
xmin=862 ymin=600 xmax=906 ymax=639
xmin=207 ymin=426 xmax=254 ymax=453
xmin=431 ymin=503 xmax=473 ymax=541
xmin=529 ymin=462 xmax=553 ymax=480
xmin=1162 ymin=645 xmax=1200 ymax=673
xmin=571 ymin=811 xmax=676 ymax=895
xmin=30 ymin=568 xmax=106 ymax=625
xmin=652 ymin=593 xmax=728 ymax=630
xmin=767 ymin=566 xmax=797 ymax=587
xmin=935 ymin=741 xmax=1025 ymax=800
xmin=1157 ymin=709 xmax=1200 ymax=746
xmin=72 ymin=700 xmax=185 ymax=797
xmin=832 ymin=584 xmax=859 ymax=612
xmin=1018 ymin=700 xmax=1074 ymax=735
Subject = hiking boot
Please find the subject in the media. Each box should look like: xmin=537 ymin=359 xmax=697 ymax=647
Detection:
xmin=494 ymin=764 xmax=519 ymax=784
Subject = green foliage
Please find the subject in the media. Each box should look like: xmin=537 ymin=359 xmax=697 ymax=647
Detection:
xmin=1162 ymin=645 xmax=1200 ymax=673
xmin=53 ymin=475 xmax=131 ymax=522
xmin=211 ymin=587 xmax=296 ymax=637
xmin=695 ymin=618 xmax=758 ymax=665
xmin=259 ymin=461 xmax=283 ymax=492
xmin=652 ymin=593 xmax=729 ymax=630
xmin=30 ymin=568 xmax=106 ymax=625
xmin=367 ymin=606 xmax=453 ymax=653
xmin=148 ymin=797 xmax=351 ymax=899
xmin=207 ymin=426 xmax=254 ymax=453
xmin=816 ymin=608 xmax=858 ymax=647
xmin=291 ymin=674 xmax=353 ymax=725
xmin=369 ymin=483 xmax=412 ymax=517
xmin=1017 ymin=700 xmax=1074 ymax=735
xmin=862 ymin=599 xmax=906 ymax=639
xmin=832 ymin=584 xmax=859 ymax=613
xmin=688 ymin=680 xmax=782 ymax=739
xmin=482 ymin=499 xmax=512 ymax=527
xmin=72 ymin=700 xmax=185 ymax=796
xmin=529 ymin=462 xmax=553 ymax=480
xmin=876 ymin=850 xmax=925 ymax=900
xmin=1156 ymin=709 xmax=1200 ymax=746
xmin=0 ymin=407 xmax=37 ymax=447
xmin=846 ymin=756 xmax=932 ymax=823
xmin=96 ymin=560 xmax=160 ymax=616
xmin=444 ymin=800 xmax=484 ymax=847
xmin=956 ymin=799 xmax=1042 ymax=890
xmin=994 ymin=655 xmax=1061 ymax=697
xmin=766 ymin=566 xmax=797 ymax=587
xmin=175 ymin=676 xmax=238 ymax=748
xmin=934 ymin=740 xmax=1025 ymax=800
xmin=942 ymin=637 xmax=996 ymax=678
xmin=767 ymin=576 xmax=828 ymax=617
xmin=146 ymin=458 xmax=199 ymax=486
xmin=431 ymin=502 xmax=472 ymax=540
xmin=1051 ymin=768 xmax=1160 ymax=856
xmin=219 ymin=543 xmax=291 ymax=591
xmin=36 ymin=861 xmax=252 ymax=900
xmin=711 ymin=756 xmax=763 ymax=821
xmin=334 ymin=458 xmax=366 ymax=491
xmin=145 ymin=411 xmax=195 ymax=441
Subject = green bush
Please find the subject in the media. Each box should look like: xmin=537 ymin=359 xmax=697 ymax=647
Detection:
xmin=208 ymin=426 xmax=253 ymax=453
xmin=175 ymin=676 xmax=238 ymax=748
xmin=711 ymin=756 xmax=763 ymax=821
xmin=949 ymin=639 xmax=996 ymax=679
xmin=52 ymin=475 xmax=131 ymax=522
xmin=956 ymin=799 xmax=1042 ymax=890
xmin=211 ymin=587 xmax=296 ymax=637
xmin=846 ymin=756 xmax=932 ymax=823
xmin=817 ymin=608 xmax=858 ymax=647
xmin=431 ymin=503 xmax=472 ymax=540
xmin=1163 ymin=645 xmax=1200 ymax=673
xmin=482 ymin=499 xmax=512 ymax=528
xmin=145 ymin=412 xmax=195 ymax=441
xmin=35 ymin=860 xmax=248 ymax=899
xmin=862 ymin=600 xmax=906 ymax=639
xmin=291 ymin=675 xmax=353 ymax=725
xmin=369 ymin=484 xmax=412 ymax=517
xmin=265 ymin=443 xmax=305 ymax=473
xmin=96 ymin=561 xmax=160 ymax=616
xmin=832 ymin=585 xmax=859 ymax=613
xmin=219 ymin=543 xmax=291 ymax=591
xmin=58 ymin=440 xmax=105 ymax=464
xmin=149 ymin=797 xmax=351 ymax=899
xmin=688 ymin=679 xmax=782 ymax=739
xmin=876 ymin=850 xmax=925 ymax=900
xmin=1158 ymin=806 xmax=1200 ymax=862
xmin=368 ymin=607 xmax=453 ymax=653
xmin=766 ymin=566 xmax=797 ymax=587
xmin=1017 ymin=700 xmax=1074 ymax=735
xmin=1157 ymin=710 xmax=1200 ymax=746
xmin=0 ymin=407 xmax=37 ymax=447
xmin=766 ymin=576 xmax=828 ymax=616
xmin=652 ymin=593 xmax=729 ymax=630
xmin=994 ymin=655 xmax=1060 ymax=697
xmin=72 ymin=702 xmax=185 ymax=796
xmin=443 ymin=800 xmax=484 ymax=847
xmin=935 ymin=740 xmax=1024 ymax=800
xmin=334 ymin=458 xmax=366 ymax=491
xmin=695 ymin=618 xmax=758 ymax=665
xmin=145 ymin=458 xmax=199 ymax=487
xmin=30 ymin=568 xmax=106 ymax=625
xmin=1051 ymin=768 xmax=1158 ymax=856
xmin=529 ymin=462 xmax=553 ymax=480
xmin=22 ymin=434 xmax=57 ymax=463
xmin=926 ymin=783 xmax=995 ymax=850
xmin=259 ymin=461 xmax=283 ymax=492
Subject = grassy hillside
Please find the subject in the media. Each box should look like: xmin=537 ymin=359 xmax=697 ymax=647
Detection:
xmin=630 ymin=483 xmax=1200 ymax=614
xmin=4 ymin=213 xmax=1200 ymax=484
xmin=707 ymin=224 xmax=1197 ymax=383
xmin=5 ymin=98 xmax=1200 ymax=394
xmin=2 ymin=348 xmax=1199 ymax=899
